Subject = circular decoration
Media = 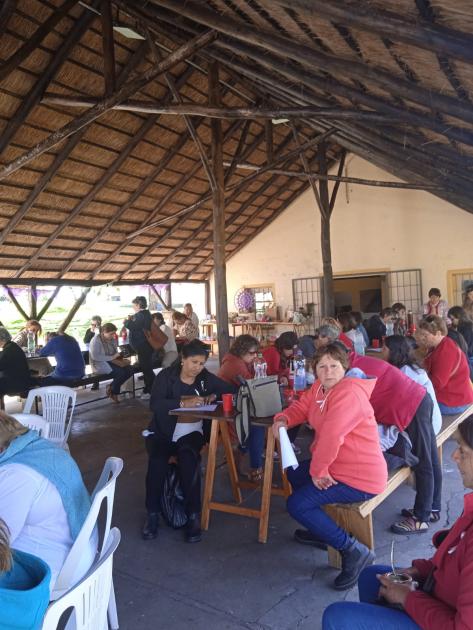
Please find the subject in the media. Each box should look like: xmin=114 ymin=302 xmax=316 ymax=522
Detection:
xmin=234 ymin=288 xmax=255 ymax=312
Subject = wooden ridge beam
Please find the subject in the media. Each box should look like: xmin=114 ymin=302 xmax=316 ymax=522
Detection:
xmin=0 ymin=0 xmax=78 ymax=83
xmin=0 ymin=1 xmax=96 ymax=157
xmin=0 ymin=29 xmax=217 ymax=180
xmin=146 ymin=0 xmax=473 ymax=126
xmin=273 ymin=0 xmax=473 ymax=65
xmin=58 ymin=65 xmax=196 ymax=277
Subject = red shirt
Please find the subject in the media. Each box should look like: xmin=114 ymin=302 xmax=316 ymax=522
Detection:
xmin=423 ymin=337 xmax=473 ymax=407
xmin=405 ymin=492 xmax=473 ymax=629
xmin=275 ymin=378 xmax=387 ymax=495
xmin=218 ymin=353 xmax=253 ymax=386
xmin=350 ymin=353 xmax=426 ymax=431
xmin=262 ymin=345 xmax=290 ymax=381
xmin=339 ymin=332 xmax=354 ymax=350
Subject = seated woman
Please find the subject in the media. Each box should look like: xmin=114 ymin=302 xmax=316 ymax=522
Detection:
xmin=323 ymin=413 xmax=473 ymax=630
xmin=218 ymin=335 xmax=265 ymax=481
xmin=273 ymin=343 xmax=387 ymax=590
xmin=0 ymin=518 xmax=50 ymax=630
xmin=262 ymin=331 xmax=298 ymax=386
xmin=38 ymin=331 xmax=85 ymax=384
xmin=338 ymin=312 xmax=364 ymax=354
xmin=416 ymin=315 xmax=473 ymax=415
xmin=172 ymin=311 xmax=199 ymax=345
xmin=0 ymin=327 xmax=33 ymax=396
xmin=392 ymin=302 xmax=408 ymax=336
xmin=152 ymin=312 xmax=178 ymax=368
xmin=89 ymin=323 xmax=134 ymax=403
xmin=183 ymin=303 xmax=200 ymax=337
xmin=0 ymin=412 xmax=94 ymax=592
xmin=142 ymin=340 xmax=235 ymax=543
xmin=12 ymin=320 xmax=42 ymax=349
xmin=448 ymin=306 xmax=473 ymax=367
xmin=82 ymin=315 xmax=102 ymax=344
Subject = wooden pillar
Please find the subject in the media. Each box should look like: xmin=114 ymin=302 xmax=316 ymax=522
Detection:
xmin=58 ymin=287 xmax=91 ymax=333
xmin=317 ymin=142 xmax=335 ymax=316
xmin=209 ymin=61 xmax=230 ymax=361
xmin=29 ymin=284 xmax=37 ymax=319
xmin=204 ymin=279 xmax=211 ymax=316
xmin=164 ymin=283 xmax=172 ymax=310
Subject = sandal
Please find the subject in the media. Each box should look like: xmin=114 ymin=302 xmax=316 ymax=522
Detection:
xmin=401 ymin=508 xmax=441 ymax=523
xmin=247 ymin=467 xmax=264 ymax=483
xmin=391 ymin=516 xmax=429 ymax=534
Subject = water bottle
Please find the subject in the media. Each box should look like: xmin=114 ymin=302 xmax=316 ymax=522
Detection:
xmin=260 ymin=355 xmax=267 ymax=378
xmin=27 ymin=330 xmax=36 ymax=356
xmin=254 ymin=353 xmax=264 ymax=379
xmin=293 ymin=349 xmax=306 ymax=391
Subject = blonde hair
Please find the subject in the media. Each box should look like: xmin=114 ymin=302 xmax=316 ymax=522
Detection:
xmin=0 ymin=519 xmax=12 ymax=573
xmin=418 ymin=315 xmax=447 ymax=336
xmin=0 ymin=411 xmax=28 ymax=451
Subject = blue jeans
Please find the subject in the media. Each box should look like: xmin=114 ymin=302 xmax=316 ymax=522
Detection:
xmin=438 ymin=402 xmax=471 ymax=415
xmin=240 ymin=425 xmax=265 ymax=469
xmin=286 ymin=460 xmax=375 ymax=550
xmin=322 ymin=565 xmax=421 ymax=629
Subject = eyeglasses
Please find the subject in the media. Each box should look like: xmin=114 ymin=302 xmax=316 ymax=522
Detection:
xmin=247 ymin=350 xmax=258 ymax=355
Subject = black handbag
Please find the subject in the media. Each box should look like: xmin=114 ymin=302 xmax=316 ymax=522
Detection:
xmin=160 ymin=463 xmax=188 ymax=529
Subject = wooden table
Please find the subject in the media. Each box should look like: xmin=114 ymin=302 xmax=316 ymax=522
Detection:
xmin=169 ymin=405 xmax=290 ymax=543
xmin=200 ymin=321 xmax=216 ymax=339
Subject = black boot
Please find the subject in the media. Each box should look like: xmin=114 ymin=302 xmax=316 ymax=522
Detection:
xmin=333 ymin=537 xmax=374 ymax=590
xmin=185 ymin=513 xmax=202 ymax=543
xmin=294 ymin=529 xmax=328 ymax=550
xmin=142 ymin=512 xmax=159 ymax=540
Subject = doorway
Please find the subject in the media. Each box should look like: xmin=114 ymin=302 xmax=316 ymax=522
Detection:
xmin=333 ymin=275 xmax=385 ymax=316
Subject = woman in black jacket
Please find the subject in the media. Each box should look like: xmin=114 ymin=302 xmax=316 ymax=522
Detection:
xmin=142 ymin=340 xmax=235 ymax=543
xmin=0 ymin=328 xmax=32 ymax=396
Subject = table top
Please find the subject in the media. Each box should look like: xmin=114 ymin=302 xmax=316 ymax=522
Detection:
xmin=168 ymin=403 xmax=274 ymax=426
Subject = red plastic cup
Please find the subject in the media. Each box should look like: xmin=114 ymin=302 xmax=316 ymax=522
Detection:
xmin=288 ymin=375 xmax=295 ymax=389
xmin=372 ymin=339 xmax=380 ymax=349
xmin=222 ymin=393 xmax=234 ymax=412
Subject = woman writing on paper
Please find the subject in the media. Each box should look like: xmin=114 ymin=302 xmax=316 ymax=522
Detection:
xmin=142 ymin=340 xmax=235 ymax=544
xmin=273 ymin=343 xmax=387 ymax=591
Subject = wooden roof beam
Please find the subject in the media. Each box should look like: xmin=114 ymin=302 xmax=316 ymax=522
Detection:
xmin=272 ymin=0 xmax=473 ymax=65
xmin=0 ymin=1 xmax=96 ymax=157
xmin=0 ymin=29 xmax=217 ymax=180
xmin=100 ymin=0 xmax=116 ymax=95
xmin=0 ymin=0 xmax=78 ymax=83
xmin=146 ymin=0 xmax=473 ymax=126
xmin=0 ymin=0 xmax=16 ymax=39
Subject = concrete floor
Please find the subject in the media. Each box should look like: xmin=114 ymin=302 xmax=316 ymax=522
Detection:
xmin=4 ymin=377 xmax=466 ymax=630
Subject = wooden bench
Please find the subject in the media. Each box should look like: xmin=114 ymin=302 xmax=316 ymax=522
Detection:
xmin=324 ymin=404 xmax=473 ymax=568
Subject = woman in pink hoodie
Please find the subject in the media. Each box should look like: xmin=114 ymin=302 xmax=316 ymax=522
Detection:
xmin=273 ymin=343 xmax=387 ymax=591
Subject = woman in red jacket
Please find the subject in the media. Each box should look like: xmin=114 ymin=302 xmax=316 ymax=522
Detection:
xmin=273 ymin=343 xmax=387 ymax=591
xmin=417 ymin=315 xmax=473 ymax=415
xmin=323 ymin=413 xmax=473 ymax=630
xmin=262 ymin=331 xmax=298 ymax=385
xmin=218 ymin=335 xmax=266 ymax=482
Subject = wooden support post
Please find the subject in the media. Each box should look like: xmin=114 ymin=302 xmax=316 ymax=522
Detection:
xmin=150 ymin=284 xmax=170 ymax=310
xmin=209 ymin=61 xmax=229 ymax=361
xmin=37 ymin=286 xmax=61 ymax=320
xmin=318 ymin=141 xmax=335 ymax=317
xmin=3 ymin=285 xmax=29 ymax=321
xmin=100 ymin=0 xmax=116 ymax=96
xmin=58 ymin=287 xmax=91 ymax=332
xmin=205 ymin=280 xmax=211 ymax=317
xmin=29 ymin=285 xmax=37 ymax=319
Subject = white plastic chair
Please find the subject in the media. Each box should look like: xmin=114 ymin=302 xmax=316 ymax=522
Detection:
xmin=42 ymin=528 xmax=121 ymax=630
xmin=23 ymin=386 xmax=76 ymax=447
xmin=12 ymin=412 xmax=50 ymax=438
xmin=51 ymin=457 xmax=123 ymax=630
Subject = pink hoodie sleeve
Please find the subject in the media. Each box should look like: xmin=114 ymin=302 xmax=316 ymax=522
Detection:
xmin=274 ymin=388 xmax=312 ymax=428
xmin=309 ymin=387 xmax=363 ymax=479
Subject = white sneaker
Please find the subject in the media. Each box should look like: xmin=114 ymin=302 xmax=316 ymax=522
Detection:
xmin=139 ymin=392 xmax=151 ymax=400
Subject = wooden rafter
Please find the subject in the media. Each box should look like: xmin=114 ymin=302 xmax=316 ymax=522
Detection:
xmin=0 ymin=2 xmax=96 ymax=157
xmin=0 ymin=30 xmax=217 ymax=180
xmin=272 ymin=0 xmax=473 ymax=64
xmin=0 ymin=0 xmax=78 ymax=83
xmin=146 ymin=1 xmax=473 ymax=126
xmin=3 ymin=285 xmax=29 ymax=321
xmin=100 ymin=0 xmax=116 ymax=95
xmin=58 ymin=65 xmax=196 ymax=277
xmin=0 ymin=0 xmax=16 ymax=39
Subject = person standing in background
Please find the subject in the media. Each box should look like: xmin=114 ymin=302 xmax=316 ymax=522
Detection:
xmin=124 ymin=296 xmax=154 ymax=400
xmin=423 ymin=288 xmax=449 ymax=320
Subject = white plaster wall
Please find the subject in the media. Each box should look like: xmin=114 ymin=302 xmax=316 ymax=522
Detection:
xmin=210 ymin=155 xmax=473 ymax=314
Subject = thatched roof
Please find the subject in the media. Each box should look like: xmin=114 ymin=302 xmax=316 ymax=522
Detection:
xmin=1 ymin=0 xmax=472 ymax=284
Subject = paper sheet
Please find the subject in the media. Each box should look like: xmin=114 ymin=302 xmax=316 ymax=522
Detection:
xmin=170 ymin=404 xmax=218 ymax=413
xmin=279 ymin=426 xmax=299 ymax=470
